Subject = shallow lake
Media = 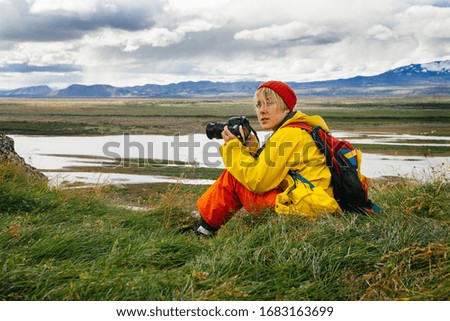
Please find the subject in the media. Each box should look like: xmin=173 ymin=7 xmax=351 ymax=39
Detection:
xmin=11 ymin=132 xmax=450 ymax=186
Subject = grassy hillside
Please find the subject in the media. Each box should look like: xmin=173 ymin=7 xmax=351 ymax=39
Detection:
xmin=0 ymin=164 xmax=449 ymax=300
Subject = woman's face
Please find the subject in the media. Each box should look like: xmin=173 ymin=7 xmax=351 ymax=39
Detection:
xmin=255 ymin=91 xmax=289 ymax=131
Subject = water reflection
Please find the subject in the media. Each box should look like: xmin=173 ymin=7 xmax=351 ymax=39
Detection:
xmin=11 ymin=133 xmax=449 ymax=185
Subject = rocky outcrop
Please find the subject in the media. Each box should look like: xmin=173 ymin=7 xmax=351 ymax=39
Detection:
xmin=0 ymin=132 xmax=47 ymax=181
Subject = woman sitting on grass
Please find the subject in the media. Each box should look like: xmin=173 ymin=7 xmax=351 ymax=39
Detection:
xmin=196 ymin=81 xmax=341 ymax=236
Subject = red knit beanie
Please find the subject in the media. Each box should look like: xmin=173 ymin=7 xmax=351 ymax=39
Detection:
xmin=257 ymin=80 xmax=297 ymax=111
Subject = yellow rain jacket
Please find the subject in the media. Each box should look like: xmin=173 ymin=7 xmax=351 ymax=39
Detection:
xmin=220 ymin=111 xmax=341 ymax=216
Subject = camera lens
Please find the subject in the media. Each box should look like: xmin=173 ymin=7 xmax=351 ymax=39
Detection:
xmin=205 ymin=122 xmax=226 ymax=139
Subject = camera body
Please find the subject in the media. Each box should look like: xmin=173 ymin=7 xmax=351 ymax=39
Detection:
xmin=206 ymin=116 xmax=253 ymax=144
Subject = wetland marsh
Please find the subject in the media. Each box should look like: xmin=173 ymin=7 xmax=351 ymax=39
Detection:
xmin=2 ymin=97 xmax=449 ymax=187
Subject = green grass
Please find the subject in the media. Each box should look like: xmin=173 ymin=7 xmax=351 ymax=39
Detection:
xmin=0 ymin=164 xmax=449 ymax=300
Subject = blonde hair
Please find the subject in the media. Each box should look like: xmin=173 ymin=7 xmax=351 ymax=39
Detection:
xmin=254 ymin=87 xmax=290 ymax=112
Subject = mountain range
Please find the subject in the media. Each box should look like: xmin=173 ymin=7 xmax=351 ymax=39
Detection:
xmin=1 ymin=60 xmax=450 ymax=98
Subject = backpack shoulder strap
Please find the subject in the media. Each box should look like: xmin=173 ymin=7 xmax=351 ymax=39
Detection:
xmin=285 ymin=122 xmax=338 ymax=171
xmin=254 ymin=122 xmax=314 ymax=159
xmin=284 ymin=122 xmax=314 ymax=132
xmin=284 ymin=122 xmax=328 ymax=153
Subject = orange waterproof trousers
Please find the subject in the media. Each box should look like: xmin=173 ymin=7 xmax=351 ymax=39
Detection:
xmin=197 ymin=170 xmax=279 ymax=229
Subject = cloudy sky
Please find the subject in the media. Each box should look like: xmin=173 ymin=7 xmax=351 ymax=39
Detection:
xmin=0 ymin=0 xmax=450 ymax=89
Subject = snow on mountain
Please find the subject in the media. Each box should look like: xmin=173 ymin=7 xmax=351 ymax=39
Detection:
xmin=1 ymin=60 xmax=449 ymax=97
xmin=421 ymin=60 xmax=450 ymax=73
xmin=390 ymin=60 xmax=450 ymax=75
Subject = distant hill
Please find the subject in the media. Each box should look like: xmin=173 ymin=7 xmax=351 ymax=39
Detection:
xmin=56 ymin=84 xmax=131 ymax=98
xmin=1 ymin=60 xmax=450 ymax=98
xmin=0 ymin=85 xmax=53 ymax=98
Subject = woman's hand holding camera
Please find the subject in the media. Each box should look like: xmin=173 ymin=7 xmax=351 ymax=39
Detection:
xmin=221 ymin=125 xmax=235 ymax=143
xmin=222 ymin=125 xmax=257 ymax=147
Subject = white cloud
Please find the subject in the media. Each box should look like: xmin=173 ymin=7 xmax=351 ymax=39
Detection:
xmin=167 ymin=0 xmax=230 ymax=12
xmin=0 ymin=41 xmax=77 ymax=67
xmin=28 ymin=0 xmax=97 ymax=15
xmin=81 ymin=28 xmax=182 ymax=51
xmin=28 ymin=0 xmax=161 ymax=17
xmin=367 ymin=25 xmax=396 ymax=41
xmin=234 ymin=22 xmax=329 ymax=43
xmin=399 ymin=5 xmax=450 ymax=38
xmin=81 ymin=19 xmax=218 ymax=52
xmin=1 ymin=0 xmax=450 ymax=89
xmin=0 ymin=0 xmax=19 ymax=29
xmin=410 ymin=6 xmax=450 ymax=38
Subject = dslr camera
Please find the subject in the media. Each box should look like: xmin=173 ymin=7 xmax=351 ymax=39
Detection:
xmin=205 ymin=116 xmax=257 ymax=145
